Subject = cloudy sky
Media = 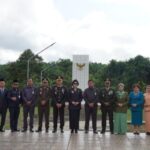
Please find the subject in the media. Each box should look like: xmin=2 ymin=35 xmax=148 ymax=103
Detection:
xmin=0 ymin=0 xmax=150 ymax=64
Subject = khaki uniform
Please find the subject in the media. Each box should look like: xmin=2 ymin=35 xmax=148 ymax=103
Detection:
xmin=37 ymin=86 xmax=51 ymax=131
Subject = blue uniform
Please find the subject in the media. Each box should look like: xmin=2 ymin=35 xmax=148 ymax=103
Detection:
xmin=129 ymin=91 xmax=144 ymax=125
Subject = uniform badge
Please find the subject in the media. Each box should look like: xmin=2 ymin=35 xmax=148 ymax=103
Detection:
xmin=40 ymin=88 xmax=42 ymax=95
xmin=32 ymin=90 xmax=35 ymax=95
xmin=18 ymin=94 xmax=20 ymax=99
xmin=55 ymin=87 xmax=57 ymax=94
xmin=108 ymin=90 xmax=113 ymax=95
xmin=62 ymin=88 xmax=65 ymax=94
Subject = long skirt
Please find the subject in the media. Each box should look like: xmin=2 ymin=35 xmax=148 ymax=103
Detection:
xmin=114 ymin=112 xmax=127 ymax=134
xmin=144 ymin=111 xmax=150 ymax=132
xmin=131 ymin=111 xmax=143 ymax=126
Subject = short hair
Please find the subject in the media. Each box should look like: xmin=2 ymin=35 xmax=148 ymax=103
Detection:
xmin=132 ymin=83 xmax=140 ymax=89
xmin=13 ymin=79 xmax=19 ymax=83
xmin=88 ymin=79 xmax=93 ymax=83
xmin=0 ymin=78 xmax=5 ymax=82
xmin=104 ymin=78 xmax=111 ymax=82
xmin=72 ymin=79 xmax=79 ymax=85
xmin=42 ymin=78 xmax=49 ymax=82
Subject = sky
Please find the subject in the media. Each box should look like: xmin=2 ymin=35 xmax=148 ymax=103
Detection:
xmin=0 ymin=0 xmax=150 ymax=64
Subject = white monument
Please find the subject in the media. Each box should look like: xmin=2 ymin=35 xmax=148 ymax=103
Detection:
xmin=72 ymin=55 xmax=89 ymax=91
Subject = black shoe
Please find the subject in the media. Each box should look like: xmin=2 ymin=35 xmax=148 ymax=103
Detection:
xmin=75 ymin=129 xmax=78 ymax=133
xmin=101 ymin=130 xmax=105 ymax=134
xmin=14 ymin=129 xmax=20 ymax=132
xmin=46 ymin=129 xmax=49 ymax=133
xmin=30 ymin=129 xmax=34 ymax=132
xmin=85 ymin=130 xmax=88 ymax=134
xmin=146 ymin=132 xmax=150 ymax=135
xmin=93 ymin=130 xmax=98 ymax=134
xmin=36 ymin=129 xmax=42 ymax=132
xmin=133 ymin=131 xmax=139 ymax=135
xmin=22 ymin=129 xmax=27 ymax=132
xmin=111 ymin=131 xmax=114 ymax=134
xmin=61 ymin=129 xmax=64 ymax=133
xmin=0 ymin=129 xmax=5 ymax=132
xmin=11 ymin=130 xmax=15 ymax=132
xmin=52 ymin=129 xmax=57 ymax=133
xmin=71 ymin=129 xmax=74 ymax=133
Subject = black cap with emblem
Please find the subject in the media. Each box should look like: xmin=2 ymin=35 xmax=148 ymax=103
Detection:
xmin=56 ymin=76 xmax=64 ymax=81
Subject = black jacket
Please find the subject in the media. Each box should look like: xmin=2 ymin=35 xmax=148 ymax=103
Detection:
xmin=99 ymin=87 xmax=116 ymax=110
xmin=51 ymin=85 xmax=68 ymax=107
xmin=68 ymin=88 xmax=83 ymax=110
xmin=83 ymin=87 xmax=99 ymax=107
xmin=7 ymin=88 xmax=22 ymax=107
xmin=0 ymin=88 xmax=8 ymax=109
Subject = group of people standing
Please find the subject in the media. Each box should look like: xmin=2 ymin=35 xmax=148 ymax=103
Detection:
xmin=0 ymin=76 xmax=150 ymax=135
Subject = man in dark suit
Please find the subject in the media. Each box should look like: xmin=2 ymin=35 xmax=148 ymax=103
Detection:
xmin=7 ymin=80 xmax=22 ymax=132
xmin=22 ymin=79 xmax=37 ymax=132
xmin=83 ymin=80 xmax=99 ymax=134
xmin=0 ymin=78 xmax=8 ymax=132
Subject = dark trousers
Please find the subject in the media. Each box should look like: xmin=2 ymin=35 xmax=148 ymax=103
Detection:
xmin=23 ymin=106 xmax=35 ymax=130
xmin=0 ymin=107 xmax=7 ymax=130
xmin=101 ymin=108 xmax=113 ymax=132
xmin=9 ymin=107 xmax=20 ymax=131
xmin=69 ymin=109 xmax=80 ymax=130
xmin=38 ymin=106 xmax=50 ymax=130
xmin=53 ymin=106 xmax=64 ymax=130
xmin=85 ymin=106 xmax=97 ymax=131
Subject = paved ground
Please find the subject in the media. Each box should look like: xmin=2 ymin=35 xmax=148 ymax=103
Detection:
xmin=0 ymin=129 xmax=150 ymax=150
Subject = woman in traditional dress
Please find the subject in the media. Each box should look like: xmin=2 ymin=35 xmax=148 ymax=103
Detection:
xmin=144 ymin=85 xmax=150 ymax=135
xmin=114 ymin=83 xmax=128 ymax=134
xmin=129 ymin=84 xmax=144 ymax=135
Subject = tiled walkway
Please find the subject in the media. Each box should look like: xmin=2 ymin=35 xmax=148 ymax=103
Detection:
xmin=0 ymin=130 xmax=149 ymax=150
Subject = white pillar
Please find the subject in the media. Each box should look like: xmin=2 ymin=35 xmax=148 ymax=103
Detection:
xmin=72 ymin=55 xmax=89 ymax=91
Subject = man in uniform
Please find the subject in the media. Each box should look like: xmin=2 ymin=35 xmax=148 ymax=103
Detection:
xmin=36 ymin=78 xmax=51 ymax=133
xmin=51 ymin=76 xmax=68 ymax=133
xmin=0 ymin=78 xmax=8 ymax=132
xmin=7 ymin=80 xmax=22 ymax=132
xmin=22 ymin=79 xmax=37 ymax=132
xmin=83 ymin=79 xmax=99 ymax=134
xmin=99 ymin=78 xmax=116 ymax=134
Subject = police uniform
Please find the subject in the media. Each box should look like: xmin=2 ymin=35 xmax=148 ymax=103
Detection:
xmin=99 ymin=87 xmax=116 ymax=134
xmin=7 ymin=80 xmax=22 ymax=132
xmin=68 ymin=80 xmax=82 ymax=133
xmin=0 ymin=79 xmax=8 ymax=132
xmin=83 ymin=87 xmax=99 ymax=133
xmin=51 ymin=76 xmax=68 ymax=133
xmin=37 ymin=82 xmax=51 ymax=132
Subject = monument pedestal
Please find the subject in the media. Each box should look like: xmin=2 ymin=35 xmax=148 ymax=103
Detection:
xmin=72 ymin=55 xmax=89 ymax=91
